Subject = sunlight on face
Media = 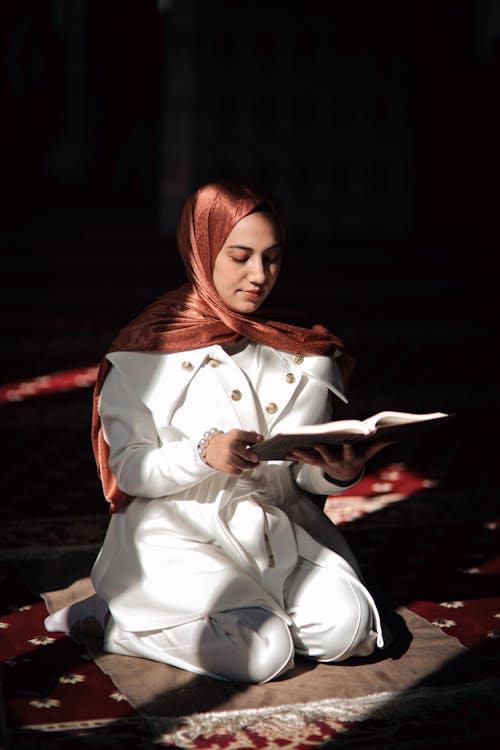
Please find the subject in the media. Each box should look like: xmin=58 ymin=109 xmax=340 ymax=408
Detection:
xmin=212 ymin=211 xmax=283 ymax=313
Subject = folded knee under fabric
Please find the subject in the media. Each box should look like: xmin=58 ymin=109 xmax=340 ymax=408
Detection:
xmin=103 ymin=607 xmax=295 ymax=683
xmin=45 ymin=557 xmax=380 ymax=683
xmin=284 ymin=561 xmax=378 ymax=662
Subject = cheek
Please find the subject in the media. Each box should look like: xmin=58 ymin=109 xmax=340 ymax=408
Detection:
xmin=269 ymin=266 xmax=281 ymax=285
xmin=213 ymin=262 xmax=238 ymax=294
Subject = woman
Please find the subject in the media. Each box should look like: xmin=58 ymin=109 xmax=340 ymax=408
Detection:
xmin=46 ymin=180 xmax=390 ymax=683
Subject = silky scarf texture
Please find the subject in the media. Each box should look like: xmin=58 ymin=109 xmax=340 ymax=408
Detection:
xmin=91 ymin=180 xmax=354 ymax=512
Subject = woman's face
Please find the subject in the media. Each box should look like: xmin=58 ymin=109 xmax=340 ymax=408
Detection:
xmin=212 ymin=211 xmax=282 ymax=313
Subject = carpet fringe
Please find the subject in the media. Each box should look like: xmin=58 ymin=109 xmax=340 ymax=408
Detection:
xmin=152 ymin=677 xmax=500 ymax=746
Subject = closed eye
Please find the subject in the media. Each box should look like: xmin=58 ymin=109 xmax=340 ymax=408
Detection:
xmin=231 ymin=255 xmax=281 ymax=265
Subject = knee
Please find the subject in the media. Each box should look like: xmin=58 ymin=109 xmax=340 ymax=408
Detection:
xmin=292 ymin=580 xmax=376 ymax=663
xmin=317 ymin=589 xmax=375 ymax=662
xmin=204 ymin=609 xmax=294 ymax=684
xmin=245 ymin=612 xmax=294 ymax=683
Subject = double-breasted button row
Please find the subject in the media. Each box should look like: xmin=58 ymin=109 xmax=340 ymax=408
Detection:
xmin=228 ymin=392 xmax=279 ymax=414
xmin=184 ymin=356 xmax=301 ymax=414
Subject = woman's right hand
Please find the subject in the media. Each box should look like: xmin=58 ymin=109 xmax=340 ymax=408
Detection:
xmin=204 ymin=430 xmax=263 ymax=475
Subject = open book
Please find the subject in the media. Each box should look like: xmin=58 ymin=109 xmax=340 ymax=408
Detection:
xmin=252 ymin=410 xmax=452 ymax=461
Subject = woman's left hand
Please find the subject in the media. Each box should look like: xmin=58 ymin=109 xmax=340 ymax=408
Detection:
xmin=287 ymin=440 xmax=392 ymax=484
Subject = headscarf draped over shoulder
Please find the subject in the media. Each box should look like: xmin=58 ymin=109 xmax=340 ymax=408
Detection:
xmin=91 ymin=179 xmax=355 ymax=512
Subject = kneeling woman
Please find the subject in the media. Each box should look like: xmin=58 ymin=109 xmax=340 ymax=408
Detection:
xmin=46 ymin=180 xmax=390 ymax=683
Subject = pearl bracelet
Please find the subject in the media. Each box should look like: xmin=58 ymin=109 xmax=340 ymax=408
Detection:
xmin=197 ymin=428 xmax=223 ymax=465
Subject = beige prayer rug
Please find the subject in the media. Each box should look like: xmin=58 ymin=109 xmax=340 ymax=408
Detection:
xmin=42 ymin=575 xmax=500 ymax=748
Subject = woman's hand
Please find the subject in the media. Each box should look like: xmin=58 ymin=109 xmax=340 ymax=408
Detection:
xmin=204 ymin=430 xmax=263 ymax=475
xmin=287 ymin=440 xmax=393 ymax=484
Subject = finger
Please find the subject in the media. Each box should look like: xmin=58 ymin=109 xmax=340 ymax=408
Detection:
xmin=290 ymin=448 xmax=323 ymax=465
xmin=226 ymin=449 xmax=253 ymax=470
xmin=240 ymin=448 xmax=260 ymax=464
xmin=231 ymin=442 xmax=260 ymax=466
xmin=240 ymin=431 xmax=263 ymax=447
xmin=312 ymin=444 xmax=339 ymax=463
xmin=364 ymin=440 xmax=394 ymax=460
xmin=342 ymin=442 xmax=356 ymax=461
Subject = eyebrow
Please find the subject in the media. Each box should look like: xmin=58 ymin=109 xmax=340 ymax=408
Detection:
xmin=227 ymin=243 xmax=282 ymax=252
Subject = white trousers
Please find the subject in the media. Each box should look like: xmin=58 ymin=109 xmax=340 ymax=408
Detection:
xmin=103 ymin=557 xmax=379 ymax=684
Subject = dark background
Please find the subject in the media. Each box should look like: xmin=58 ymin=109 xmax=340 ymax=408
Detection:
xmin=2 ymin=0 xmax=499 ymax=246
xmin=1 ymin=0 xmax=499 ymax=485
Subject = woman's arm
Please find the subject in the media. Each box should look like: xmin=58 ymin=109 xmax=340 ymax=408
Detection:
xmin=99 ymin=366 xmax=264 ymax=497
xmin=99 ymin=365 xmax=217 ymax=498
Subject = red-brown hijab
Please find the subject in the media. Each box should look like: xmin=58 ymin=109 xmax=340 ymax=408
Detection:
xmin=91 ymin=179 xmax=354 ymax=512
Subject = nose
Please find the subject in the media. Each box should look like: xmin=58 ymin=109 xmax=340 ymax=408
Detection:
xmin=247 ymin=256 xmax=266 ymax=284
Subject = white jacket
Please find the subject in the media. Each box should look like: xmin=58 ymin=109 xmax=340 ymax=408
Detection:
xmin=91 ymin=341 xmax=382 ymax=644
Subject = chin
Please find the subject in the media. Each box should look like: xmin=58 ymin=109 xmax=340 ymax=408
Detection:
xmin=230 ymin=304 xmax=258 ymax=315
xmin=241 ymin=300 xmax=266 ymax=313
xmin=226 ymin=295 xmax=265 ymax=314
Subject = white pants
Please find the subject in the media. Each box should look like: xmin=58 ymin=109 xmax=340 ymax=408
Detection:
xmin=103 ymin=558 xmax=378 ymax=683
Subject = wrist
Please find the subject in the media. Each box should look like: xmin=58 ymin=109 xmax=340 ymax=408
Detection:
xmin=322 ymin=467 xmax=364 ymax=487
xmin=197 ymin=428 xmax=223 ymax=467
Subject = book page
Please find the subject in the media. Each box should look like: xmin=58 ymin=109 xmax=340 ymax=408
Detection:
xmin=263 ymin=419 xmax=370 ymax=437
xmin=365 ymin=410 xmax=450 ymax=430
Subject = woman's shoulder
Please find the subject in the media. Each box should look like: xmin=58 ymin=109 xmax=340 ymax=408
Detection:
xmin=105 ymin=346 xmax=214 ymax=395
xmin=106 ymin=344 xmax=215 ymax=365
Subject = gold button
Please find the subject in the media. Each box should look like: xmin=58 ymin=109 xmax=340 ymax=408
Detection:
xmin=285 ymin=373 xmax=295 ymax=384
xmin=182 ymin=361 xmax=193 ymax=371
xmin=231 ymin=389 xmax=242 ymax=401
xmin=209 ymin=359 xmax=220 ymax=368
xmin=266 ymin=402 xmax=278 ymax=414
xmin=294 ymin=353 xmax=304 ymax=364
